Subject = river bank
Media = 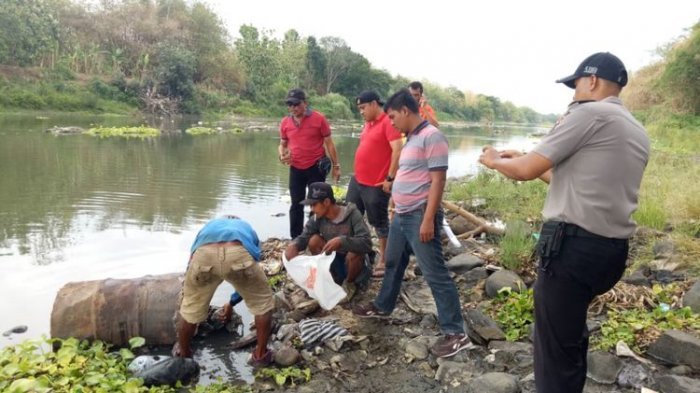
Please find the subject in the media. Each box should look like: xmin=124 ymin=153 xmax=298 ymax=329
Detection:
xmin=2 ymin=203 xmax=699 ymax=393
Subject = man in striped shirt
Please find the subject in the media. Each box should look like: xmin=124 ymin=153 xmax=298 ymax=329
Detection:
xmin=353 ymin=89 xmax=469 ymax=358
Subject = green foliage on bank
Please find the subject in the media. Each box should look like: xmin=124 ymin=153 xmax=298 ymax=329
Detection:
xmin=0 ymin=0 xmax=551 ymax=122
xmin=487 ymin=288 xmax=535 ymax=341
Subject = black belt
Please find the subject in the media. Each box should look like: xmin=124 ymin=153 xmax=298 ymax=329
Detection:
xmin=560 ymin=223 xmax=627 ymax=244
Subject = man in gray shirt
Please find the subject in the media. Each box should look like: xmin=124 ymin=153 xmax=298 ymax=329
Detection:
xmin=479 ymin=52 xmax=650 ymax=393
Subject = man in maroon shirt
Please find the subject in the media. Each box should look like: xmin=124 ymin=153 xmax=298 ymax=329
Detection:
xmin=279 ymin=88 xmax=341 ymax=238
xmin=346 ymin=91 xmax=402 ymax=278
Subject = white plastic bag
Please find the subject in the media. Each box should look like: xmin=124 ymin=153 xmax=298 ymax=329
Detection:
xmin=282 ymin=252 xmax=346 ymax=310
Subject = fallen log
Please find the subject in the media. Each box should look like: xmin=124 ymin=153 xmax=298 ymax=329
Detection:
xmin=442 ymin=200 xmax=505 ymax=236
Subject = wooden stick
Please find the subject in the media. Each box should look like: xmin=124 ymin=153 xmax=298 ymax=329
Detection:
xmin=442 ymin=200 xmax=505 ymax=236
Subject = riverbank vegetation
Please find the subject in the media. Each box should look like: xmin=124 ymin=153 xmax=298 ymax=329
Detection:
xmin=448 ymin=22 xmax=700 ymax=353
xmin=448 ymin=21 xmax=700 ymax=274
xmin=0 ymin=0 xmax=554 ymax=123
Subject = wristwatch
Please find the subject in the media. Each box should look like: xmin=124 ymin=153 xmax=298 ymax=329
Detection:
xmin=386 ymin=175 xmax=394 ymax=182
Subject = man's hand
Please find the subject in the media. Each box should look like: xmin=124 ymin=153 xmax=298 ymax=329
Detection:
xmin=478 ymin=145 xmax=502 ymax=169
xmin=375 ymin=180 xmax=393 ymax=194
xmin=285 ymin=244 xmax=300 ymax=261
xmin=331 ymin=166 xmax=341 ymax=183
xmin=322 ymin=237 xmax=343 ymax=253
xmin=419 ymin=218 xmax=434 ymax=243
xmin=498 ymin=149 xmax=524 ymax=159
xmin=279 ymin=149 xmax=291 ymax=165
xmin=217 ymin=303 xmax=233 ymax=324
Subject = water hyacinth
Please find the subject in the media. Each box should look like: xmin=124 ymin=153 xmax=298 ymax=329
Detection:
xmin=86 ymin=126 xmax=160 ymax=139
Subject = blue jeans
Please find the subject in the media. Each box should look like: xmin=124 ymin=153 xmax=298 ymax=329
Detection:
xmin=373 ymin=209 xmax=465 ymax=335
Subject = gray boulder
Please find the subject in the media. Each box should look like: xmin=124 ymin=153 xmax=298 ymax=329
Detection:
xmin=682 ymin=281 xmax=700 ymax=313
xmin=616 ymin=363 xmax=653 ymax=389
xmin=586 ymin=351 xmax=623 ymax=384
xmin=405 ymin=340 xmax=429 ymax=360
xmin=464 ymin=308 xmax=506 ymax=345
xmin=450 ymin=215 xmax=477 ymax=235
xmin=435 ymin=359 xmax=471 ymax=383
xmin=446 ymin=253 xmax=484 ymax=273
xmin=274 ymin=346 xmax=300 ymax=367
xmin=653 ymin=240 xmax=675 ymax=259
xmin=468 ymin=372 xmax=520 ymax=393
xmin=655 ymin=375 xmax=700 ymax=393
xmin=621 ymin=269 xmax=650 ymax=287
xmin=647 ymin=330 xmax=700 ymax=369
xmin=485 ymin=270 xmax=526 ymax=298
xmin=463 ymin=266 xmax=489 ymax=284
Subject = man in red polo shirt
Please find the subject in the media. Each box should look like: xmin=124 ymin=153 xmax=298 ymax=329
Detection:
xmin=279 ymin=88 xmax=341 ymax=238
xmin=346 ymin=91 xmax=402 ymax=278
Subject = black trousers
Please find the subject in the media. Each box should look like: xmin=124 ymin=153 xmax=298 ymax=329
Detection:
xmin=533 ymin=229 xmax=628 ymax=393
xmin=288 ymin=163 xmax=326 ymax=239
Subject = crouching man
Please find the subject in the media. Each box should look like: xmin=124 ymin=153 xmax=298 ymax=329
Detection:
xmin=284 ymin=182 xmax=372 ymax=301
xmin=174 ymin=215 xmax=275 ymax=368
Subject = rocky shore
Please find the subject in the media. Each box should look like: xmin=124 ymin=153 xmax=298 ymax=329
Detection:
xmin=240 ymin=222 xmax=700 ymax=393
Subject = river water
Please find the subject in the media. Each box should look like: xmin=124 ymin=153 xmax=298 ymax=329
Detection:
xmin=0 ymin=112 xmax=543 ymax=381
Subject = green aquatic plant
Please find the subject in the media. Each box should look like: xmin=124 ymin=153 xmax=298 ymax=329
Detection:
xmin=255 ymin=366 xmax=311 ymax=387
xmin=0 ymin=336 xmax=261 ymax=392
xmin=0 ymin=336 xmax=145 ymax=392
xmin=487 ymin=287 xmax=535 ymax=341
xmin=86 ymin=126 xmax=159 ymax=138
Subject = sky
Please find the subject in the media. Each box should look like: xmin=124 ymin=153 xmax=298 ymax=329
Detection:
xmin=206 ymin=0 xmax=700 ymax=114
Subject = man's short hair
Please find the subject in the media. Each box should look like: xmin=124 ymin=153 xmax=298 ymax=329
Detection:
xmin=408 ymin=81 xmax=424 ymax=94
xmin=384 ymin=89 xmax=419 ymax=114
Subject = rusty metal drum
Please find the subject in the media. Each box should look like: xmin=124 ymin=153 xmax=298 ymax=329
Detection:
xmin=51 ymin=273 xmax=183 ymax=346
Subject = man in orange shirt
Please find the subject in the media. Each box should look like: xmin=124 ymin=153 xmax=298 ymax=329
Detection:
xmin=346 ymin=91 xmax=403 ymax=278
xmin=409 ymin=81 xmax=439 ymax=127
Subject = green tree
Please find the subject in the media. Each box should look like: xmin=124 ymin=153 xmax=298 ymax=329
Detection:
xmin=0 ymin=0 xmax=59 ymax=66
xmin=155 ymin=43 xmax=196 ymax=101
xmin=235 ymin=25 xmax=282 ymax=101
xmin=305 ymin=36 xmax=326 ymax=94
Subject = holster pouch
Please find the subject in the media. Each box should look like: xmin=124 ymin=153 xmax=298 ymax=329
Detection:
xmin=317 ymin=156 xmax=331 ymax=176
xmin=536 ymin=221 xmax=566 ymax=273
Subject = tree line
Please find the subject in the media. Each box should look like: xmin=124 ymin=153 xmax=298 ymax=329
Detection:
xmin=0 ymin=0 xmax=555 ymax=122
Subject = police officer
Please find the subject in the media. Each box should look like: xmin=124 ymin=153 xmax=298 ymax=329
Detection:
xmin=478 ymin=52 xmax=650 ymax=393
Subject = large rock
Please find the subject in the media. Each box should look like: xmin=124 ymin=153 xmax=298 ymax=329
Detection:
xmin=647 ymin=330 xmax=700 ymax=370
xmin=682 ymin=281 xmax=700 ymax=313
xmin=485 ymin=270 xmax=526 ymax=298
xmin=435 ymin=359 xmax=471 ymax=383
xmin=274 ymin=347 xmax=300 ymax=367
xmin=655 ymin=375 xmax=700 ymax=393
xmin=450 ymin=215 xmax=477 ymax=235
xmin=586 ymin=351 xmax=623 ymax=384
xmin=464 ymin=309 xmax=506 ymax=345
xmin=446 ymin=253 xmax=485 ymax=273
xmin=405 ymin=340 xmax=429 ymax=360
xmin=621 ymin=269 xmax=650 ymax=287
xmin=468 ymin=372 xmax=520 ymax=393
xmin=617 ymin=364 xmax=653 ymax=390
xmin=652 ymin=240 xmax=675 ymax=259
xmin=463 ymin=267 xmax=489 ymax=284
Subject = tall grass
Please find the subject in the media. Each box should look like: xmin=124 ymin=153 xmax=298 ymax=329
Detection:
xmin=446 ymin=171 xmax=548 ymax=224
xmin=499 ymin=220 xmax=536 ymax=271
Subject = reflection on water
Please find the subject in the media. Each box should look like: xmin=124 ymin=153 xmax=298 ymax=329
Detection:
xmin=0 ymin=114 xmax=542 ymax=350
